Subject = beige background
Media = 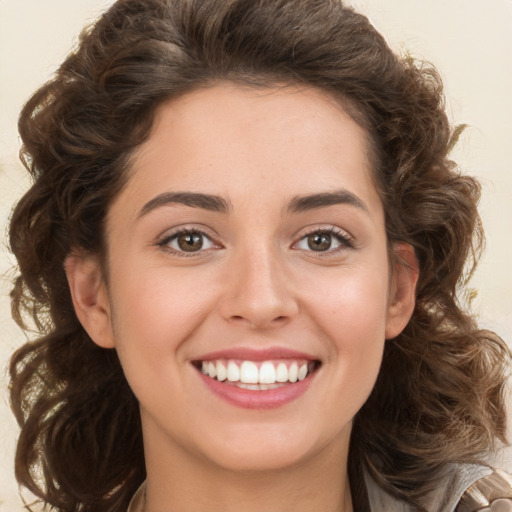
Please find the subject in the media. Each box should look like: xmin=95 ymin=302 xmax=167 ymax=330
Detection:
xmin=1 ymin=0 xmax=511 ymax=509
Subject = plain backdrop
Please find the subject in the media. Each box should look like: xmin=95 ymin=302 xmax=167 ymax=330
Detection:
xmin=1 ymin=1 xmax=511 ymax=509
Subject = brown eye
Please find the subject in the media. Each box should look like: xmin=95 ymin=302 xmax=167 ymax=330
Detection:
xmin=294 ymin=229 xmax=352 ymax=254
xmin=307 ymin=233 xmax=332 ymax=251
xmin=161 ymin=230 xmax=216 ymax=254
xmin=177 ymin=232 xmax=204 ymax=252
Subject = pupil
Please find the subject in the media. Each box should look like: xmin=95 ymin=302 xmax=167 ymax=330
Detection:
xmin=308 ymin=233 xmax=331 ymax=251
xmin=178 ymin=233 xmax=203 ymax=252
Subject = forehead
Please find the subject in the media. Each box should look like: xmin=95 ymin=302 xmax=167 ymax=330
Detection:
xmin=114 ymin=83 xmax=382 ymax=220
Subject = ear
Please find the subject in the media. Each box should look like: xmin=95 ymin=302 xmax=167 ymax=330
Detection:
xmin=385 ymin=242 xmax=419 ymax=340
xmin=65 ymin=252 xmax=115 ymax=349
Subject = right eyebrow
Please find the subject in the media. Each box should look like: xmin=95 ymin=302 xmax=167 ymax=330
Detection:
xmin=286 ymin=190 xmax=369 ymax=215
xmin=137 ymin=192 xmax=232 ymax=219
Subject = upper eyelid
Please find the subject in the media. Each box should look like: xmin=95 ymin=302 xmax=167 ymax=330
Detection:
xmin=295 ymin=225 xmax=353 ymax=241
xmin=292 ymin=226 xmax=355 ymax=252
xmin=156 ymin=224 xmax=218 ymax=243
xmin=156 ymin=229 xmax=221 ymax=257
xmin=155 ymin=224 xmax=354 ymax=248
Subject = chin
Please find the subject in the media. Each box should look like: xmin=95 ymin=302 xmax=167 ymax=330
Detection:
xmin=195 ymin=420 xmax=348 ymax=474
xmin=209 ymin=443 xmax=316 ymax=473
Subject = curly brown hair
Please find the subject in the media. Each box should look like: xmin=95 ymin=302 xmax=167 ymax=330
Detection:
xmin=8 ymin=0 xmax=510 ymax=510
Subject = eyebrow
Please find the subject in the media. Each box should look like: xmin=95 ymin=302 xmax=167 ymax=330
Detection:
xmin=286 ymin=190 xmax=369 ymax=214
xmin=137 ymin=188 xmax=368 ymax=219
xmin=137 ymin=192 xmax=231 ymax=218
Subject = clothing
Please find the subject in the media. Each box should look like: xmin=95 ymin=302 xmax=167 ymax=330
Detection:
xmin=128 ymin=483 xmax=145 ymax=512
xmin=127 ymin=464 xmax=512 ymax=512
xmin=364 ymin=464 xmax=512 ymax=511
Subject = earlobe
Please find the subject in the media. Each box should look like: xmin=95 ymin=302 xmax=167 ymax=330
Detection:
xmin=65 ymin=252 xmax=115 ymax=349
xmin=385 ymin=242 xmax=419 ymax=340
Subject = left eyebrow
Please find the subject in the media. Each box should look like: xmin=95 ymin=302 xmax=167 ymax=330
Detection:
xmin=137 ymin=192 xmax=231 ymax=219
xmin=286 ymin=190 xmax=369 ymax=214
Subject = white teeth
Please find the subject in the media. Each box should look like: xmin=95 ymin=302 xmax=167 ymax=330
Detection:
xmin=259 ymin=361 xmax=276 ymax=384
xmin=276 ymin=362 xmax=288 ymax=382
xmin=227 ymin=361 xmax=240 ymax=382
xmin=298 ymin=363 xmax=308 ymax=381
xmin=238 ymin=382 xmax=282 ymax=390
xmin=240 ymin=361 xmax=259 ymax=384
xmin=200 ymin=359 xmax=316 ymax=385
xmin=288 ymin=362 xmax=298 ymax=383
xmin=237 ymin=382 xmax=257 ymax=390
xmin=216 ymin=361 xmax=227 ymax=381
xmin=208 ymin=362 xmax=217 ymax=379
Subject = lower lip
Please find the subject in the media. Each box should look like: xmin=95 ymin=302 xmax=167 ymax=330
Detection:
xmin=196 ymin=370 xmax=316 ymax=409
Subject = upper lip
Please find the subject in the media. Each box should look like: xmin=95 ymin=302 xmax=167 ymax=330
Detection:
xmin=194 ymin=347 xmax=319 ymax=362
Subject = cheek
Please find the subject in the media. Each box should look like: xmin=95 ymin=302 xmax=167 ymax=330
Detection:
xmin=106 ymin=268 xmax=217 ymax=420
xmin=305 ymin=263 xmax=390 ymax=340
xmin=301 ymin=263 xmax=390 ymax=399
xmin=105 ymin=267 xmax=214 ymax=395
xmin=110 ymin=264 xmax=214 ymax=339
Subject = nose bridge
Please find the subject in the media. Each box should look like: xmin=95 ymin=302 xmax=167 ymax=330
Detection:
xmin=219 ymin=238 xmax=297 ymax=328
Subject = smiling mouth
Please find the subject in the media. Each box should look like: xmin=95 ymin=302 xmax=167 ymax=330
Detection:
xmin=193 ymin=359 xmax=320 ymax=390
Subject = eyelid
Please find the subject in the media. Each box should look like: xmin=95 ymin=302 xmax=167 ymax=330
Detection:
xmin=154 ymin=224 xmax=354 ymax=257
xmin=292 ymin=225 xmax=355 ymax=253
xmin=156 ymin=225 xmax=222 ymax=255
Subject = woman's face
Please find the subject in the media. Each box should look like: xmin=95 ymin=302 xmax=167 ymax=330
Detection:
xmin=69 ymin=83 xmax=416 ymax=473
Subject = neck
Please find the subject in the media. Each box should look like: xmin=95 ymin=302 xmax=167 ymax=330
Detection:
xmin=141 ymin=424 xmax=353 ymax=512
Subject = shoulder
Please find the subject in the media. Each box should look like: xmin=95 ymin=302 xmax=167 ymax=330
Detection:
xmin=456 ymin=468 xmax=512 ymax=512
xmin=365 ymin=463 xmax=512 ymax=512
xmin=127 ymin=481 xmax=146 ymax=512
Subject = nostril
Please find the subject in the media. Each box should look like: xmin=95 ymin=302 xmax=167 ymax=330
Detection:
xmin=229 ymin=314 xmax=290 ymax=325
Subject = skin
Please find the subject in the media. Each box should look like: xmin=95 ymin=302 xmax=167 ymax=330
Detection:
xmin=66 ymin=83 xmax=418 ymax=512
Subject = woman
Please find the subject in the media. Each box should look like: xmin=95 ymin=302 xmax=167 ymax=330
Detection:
xmin=8 ymin=0 xmax=511 ymax=510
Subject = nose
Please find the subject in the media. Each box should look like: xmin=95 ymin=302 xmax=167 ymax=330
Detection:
xmin=218 ymin=245 xmax=299 ymax=330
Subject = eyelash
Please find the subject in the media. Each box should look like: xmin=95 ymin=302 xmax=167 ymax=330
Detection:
xmin=156 ymin=228 xmax=219 ymax=257
xmin=156 ymin=226 xmax=354 ymax=257
xmin=293 ymin=226 xmax=354 ymax=256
